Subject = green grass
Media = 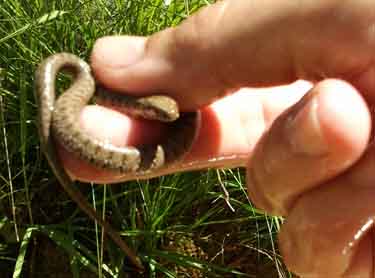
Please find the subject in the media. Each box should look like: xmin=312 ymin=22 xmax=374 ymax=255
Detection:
xmin=0 ymin=0 xmax=294 ymax=277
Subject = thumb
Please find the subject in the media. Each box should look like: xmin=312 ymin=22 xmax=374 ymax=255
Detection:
xmin=91 ymin=0 xmax=295 ymax=111
xmin=91 ymin=0 xmax=375 ymax=111
xmin=90 ymin=33 xmax=231 ymax=111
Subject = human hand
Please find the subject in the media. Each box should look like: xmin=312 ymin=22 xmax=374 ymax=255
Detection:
xmin=59 ymin=1 xmax=375 ymax=276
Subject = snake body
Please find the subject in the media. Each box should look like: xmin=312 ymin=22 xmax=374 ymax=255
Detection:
xmin=34 ymin=52 xmax=200 ymax=270
xmin=35 ymin=53 xmax=200 ymax=173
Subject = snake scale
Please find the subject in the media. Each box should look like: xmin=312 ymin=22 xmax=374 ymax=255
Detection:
xmin=34 ymin=53 xmax=201 ymax=270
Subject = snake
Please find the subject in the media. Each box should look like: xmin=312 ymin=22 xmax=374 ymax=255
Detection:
xmin=34 ymin=52 xmax=201 ymax=270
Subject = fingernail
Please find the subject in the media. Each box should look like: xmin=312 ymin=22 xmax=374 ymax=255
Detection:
xmin=284 ymin=93 xmax=329 ymax=156
xmin=92 ymin=36 xmax=146 ymax=68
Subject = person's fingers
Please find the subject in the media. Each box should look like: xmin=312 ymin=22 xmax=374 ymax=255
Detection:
xmin=246 ymin=79 xmax=371 ymax=216
xmin=278 ymin=143 xmax=375 ymax=277
xmin=61 ymin=81 xmax=311 ymax=183
xmin=91 ymin=0 xmax=375 ymax=111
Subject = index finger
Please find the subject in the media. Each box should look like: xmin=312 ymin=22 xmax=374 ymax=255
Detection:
xmin=62 ymin=83 xmax=310 ymax=183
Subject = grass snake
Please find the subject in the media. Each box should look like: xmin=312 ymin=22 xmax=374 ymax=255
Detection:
xmin=34 ymin=52 xmax=201 ymax=270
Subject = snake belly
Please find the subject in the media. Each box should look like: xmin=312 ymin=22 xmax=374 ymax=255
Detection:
xmin=35 ymin=52 xmax=200 ymax=175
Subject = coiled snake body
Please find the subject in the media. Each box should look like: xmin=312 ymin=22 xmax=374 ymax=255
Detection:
xmin=34 ymin=53 xmax=200 ymax=270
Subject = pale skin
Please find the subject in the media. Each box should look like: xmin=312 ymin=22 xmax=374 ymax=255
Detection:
xmin=55 ymin=0 xmax=375 ymax=277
